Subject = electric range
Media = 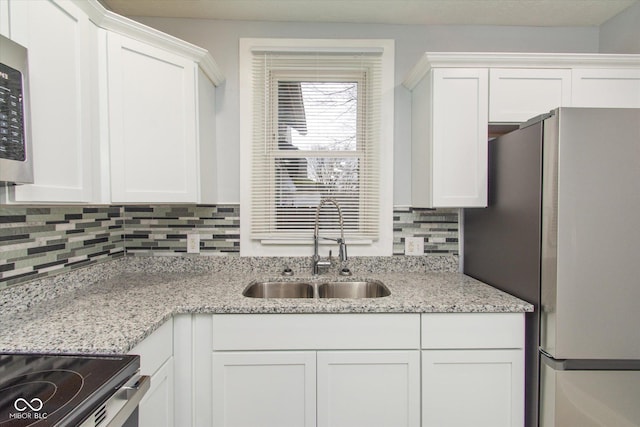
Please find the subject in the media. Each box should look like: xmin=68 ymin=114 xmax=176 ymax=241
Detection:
xmin=0 ymin=353 xmax=149 ymax=427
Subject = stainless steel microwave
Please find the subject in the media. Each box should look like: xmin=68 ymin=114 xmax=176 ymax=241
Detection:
xmin=0 ymin=34 xmax=33 ymax=184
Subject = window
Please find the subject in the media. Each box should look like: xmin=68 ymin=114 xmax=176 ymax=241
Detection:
xmin=240 ymin=39 xmax=394 ymax=256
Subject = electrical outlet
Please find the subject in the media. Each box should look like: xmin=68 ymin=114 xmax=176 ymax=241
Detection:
xmin=404 ymin=237 xmax=424 ymax=256
xmin=187 ymin=234 xmax=200 ymax=254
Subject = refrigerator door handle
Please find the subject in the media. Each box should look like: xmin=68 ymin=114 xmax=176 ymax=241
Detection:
xmin=540 ymin=351 xmax=640 ymax=371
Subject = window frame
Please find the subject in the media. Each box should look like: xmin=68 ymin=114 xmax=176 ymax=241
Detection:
xmin=239 ymin=38 xmax=394 ymax=257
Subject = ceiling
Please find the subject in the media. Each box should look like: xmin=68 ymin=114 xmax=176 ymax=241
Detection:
xmin=100 ymin=0 xmax=638 ymax=27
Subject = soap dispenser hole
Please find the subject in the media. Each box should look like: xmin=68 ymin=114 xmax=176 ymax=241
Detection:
xmin=339 ymin=267 xmax=352 ymax=276
xmin=282 ymin=267 xmax=294 ymax=277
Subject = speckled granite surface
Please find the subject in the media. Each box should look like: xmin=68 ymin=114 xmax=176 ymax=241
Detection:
xmin=0 ymin=256 xmax=532 ymax=355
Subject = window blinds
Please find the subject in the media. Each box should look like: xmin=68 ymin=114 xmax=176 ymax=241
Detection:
xmin=250 ymin=49 xmax=383 ymax=241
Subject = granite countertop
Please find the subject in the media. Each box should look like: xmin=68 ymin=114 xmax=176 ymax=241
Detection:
xmin=0 ymin=257 xmax=533 ymax=355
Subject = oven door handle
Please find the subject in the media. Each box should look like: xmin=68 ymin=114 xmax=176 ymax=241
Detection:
xmin=105 ymin=374 xmax=151 ymax=427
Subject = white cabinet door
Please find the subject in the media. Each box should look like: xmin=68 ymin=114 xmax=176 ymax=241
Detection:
xmin=412 ymin=68 xmax=489 ymax=208
xmin=107 ymin=32 xmax=198 ymax=203
xmin=139 ymin=356 xmax=175 ymax=427
xmin=130 ymin=319 xmax=174 ymax=427
xmin=212 ymin=351 xmax=316 ymax=427
xmin=572 ymin=68 xmax=640 ymax=108
xmin=0 ymin=0 xmax=28 ymax=63
xmin=317 ymin=351 xmax=420 ymax=427
xmin=11 ymin=0 xmax=94 ymax=202
xmin=490 ymin=68 xmax=572 ymax=122
xmin=0 ymin=0 xmax=9 ymax=37
xmin=432 ymin=68 xmax=488 ymax=207
xmin=422 ymin=349 xmax=524 ymax=427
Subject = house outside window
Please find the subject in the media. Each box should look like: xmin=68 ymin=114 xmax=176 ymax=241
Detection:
xmin=240 ymin=39 xmax=394 ymax=256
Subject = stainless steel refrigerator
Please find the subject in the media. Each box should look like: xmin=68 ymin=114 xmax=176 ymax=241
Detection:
xmin=464 ymin=107 xmax=640 ymax=427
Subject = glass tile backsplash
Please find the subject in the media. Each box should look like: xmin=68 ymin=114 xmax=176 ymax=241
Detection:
xmin=0 ymin=204 xmax=458 ymax=289
xmin=0 ymin=206 xmax=125 ymax=288
xmin=124 ymin=205 xmax=240 ymax=255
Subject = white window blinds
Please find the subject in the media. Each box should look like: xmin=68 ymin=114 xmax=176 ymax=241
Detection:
xmin=249 ymin=49 xmax=383 ymax=241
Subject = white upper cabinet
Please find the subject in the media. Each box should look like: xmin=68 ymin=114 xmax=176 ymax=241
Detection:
xmin=404 ymin=53 xmax=640 ymax=209
xmin=405 ymin=63 xmax=489 ymax=208
xmin=0 ymin=0 xmax=27 ymax=46
xmin=1 ymin=0 xmax=223 ymax=204
xmin=572 ymin=68 xmax=640 ymax=108
xmin=489 ymin=68 xmax=572 ymax=123
xmin=10 ymin=0 xmax=94 ymax=203
xmin=106 ymin=33 xmax=199 ymax=203
xmin=85 ymin=1 xmax=223 ymax=204
xmin=0 ymin=0 xmax=10 ymax=38
xmin=429 ymin=68 xmax=489 ymax=208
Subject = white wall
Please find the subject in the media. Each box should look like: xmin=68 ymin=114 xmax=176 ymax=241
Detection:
xmin=599 ymin=1 xmax=640 ymax=53
xmin=133 ymin=17 xmax=599 ymax=205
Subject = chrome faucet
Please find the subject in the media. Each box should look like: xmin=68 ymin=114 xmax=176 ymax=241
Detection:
xmin=312 ymin=198 xmax=348 ymax=275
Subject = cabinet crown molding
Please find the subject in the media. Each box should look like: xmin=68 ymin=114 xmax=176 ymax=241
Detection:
xmin=403 ymin=52 xmax=640 ymax=90
xmin=73 ymin=0 xmax=224 ymax=86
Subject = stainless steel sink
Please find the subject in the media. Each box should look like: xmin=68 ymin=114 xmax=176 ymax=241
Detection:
xmin=243 ymin=281 xmax=314 ymax=298
xmin=318 ymin=280 xmax=390 ymax=299
xmin=243 ymin=279 xmax=390 ymax=299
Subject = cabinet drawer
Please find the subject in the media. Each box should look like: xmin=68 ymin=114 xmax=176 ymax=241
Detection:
xmin=421 ymin=313 xmax=524 ymax=349
xmin=130 ymin=319 xmax=173 ymax=376
xmin=212 ymin=314 xmax=420 ymax=350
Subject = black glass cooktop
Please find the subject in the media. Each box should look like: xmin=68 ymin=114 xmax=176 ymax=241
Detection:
xmin=0 ymin=353 xmax=139 ymax=426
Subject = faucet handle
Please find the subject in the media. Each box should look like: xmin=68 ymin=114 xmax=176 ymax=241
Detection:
xmin=338 ymin=240 xmax=347 ymax=262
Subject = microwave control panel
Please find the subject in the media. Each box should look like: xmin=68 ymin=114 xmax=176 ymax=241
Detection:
xmin=0 ymin=62 xmax=26 ymax=161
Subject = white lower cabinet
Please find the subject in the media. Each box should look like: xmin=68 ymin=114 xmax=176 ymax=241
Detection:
xmin=139 ymin=356 xmax=175 ymax=427
xmin=155 ymin=312 xmax=524 ymax=427
xmin=422 ymin=349 xmax=523 ymax=427
xmin=421 ymin=313 xmax=525 ymax=427
xmin=129 ymin=319 xmax=175 ymax=427
xmin=211 ymin=349 xmax=421 ymax=427
xmin=212 ymin=351 xmax=316 ymax=427
xmin=210 ymin=313 xmax=421 ymax=427
xmin=317 ymin=350 xmax=420 ymax=427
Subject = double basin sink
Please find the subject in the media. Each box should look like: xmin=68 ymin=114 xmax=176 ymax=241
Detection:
xmin=243 ymin=280 xmax=390 ymax=299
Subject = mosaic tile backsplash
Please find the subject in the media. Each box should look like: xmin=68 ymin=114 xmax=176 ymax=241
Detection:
xmin=124 ymin=205 xmax=240 ymax=255
xmin=0 ymin=206 xmax=125 ymax=288
xmin=392 ymin=207 xmax=459 ymax=255
xmin=0 ymin=204 xmax=458 ymax=290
